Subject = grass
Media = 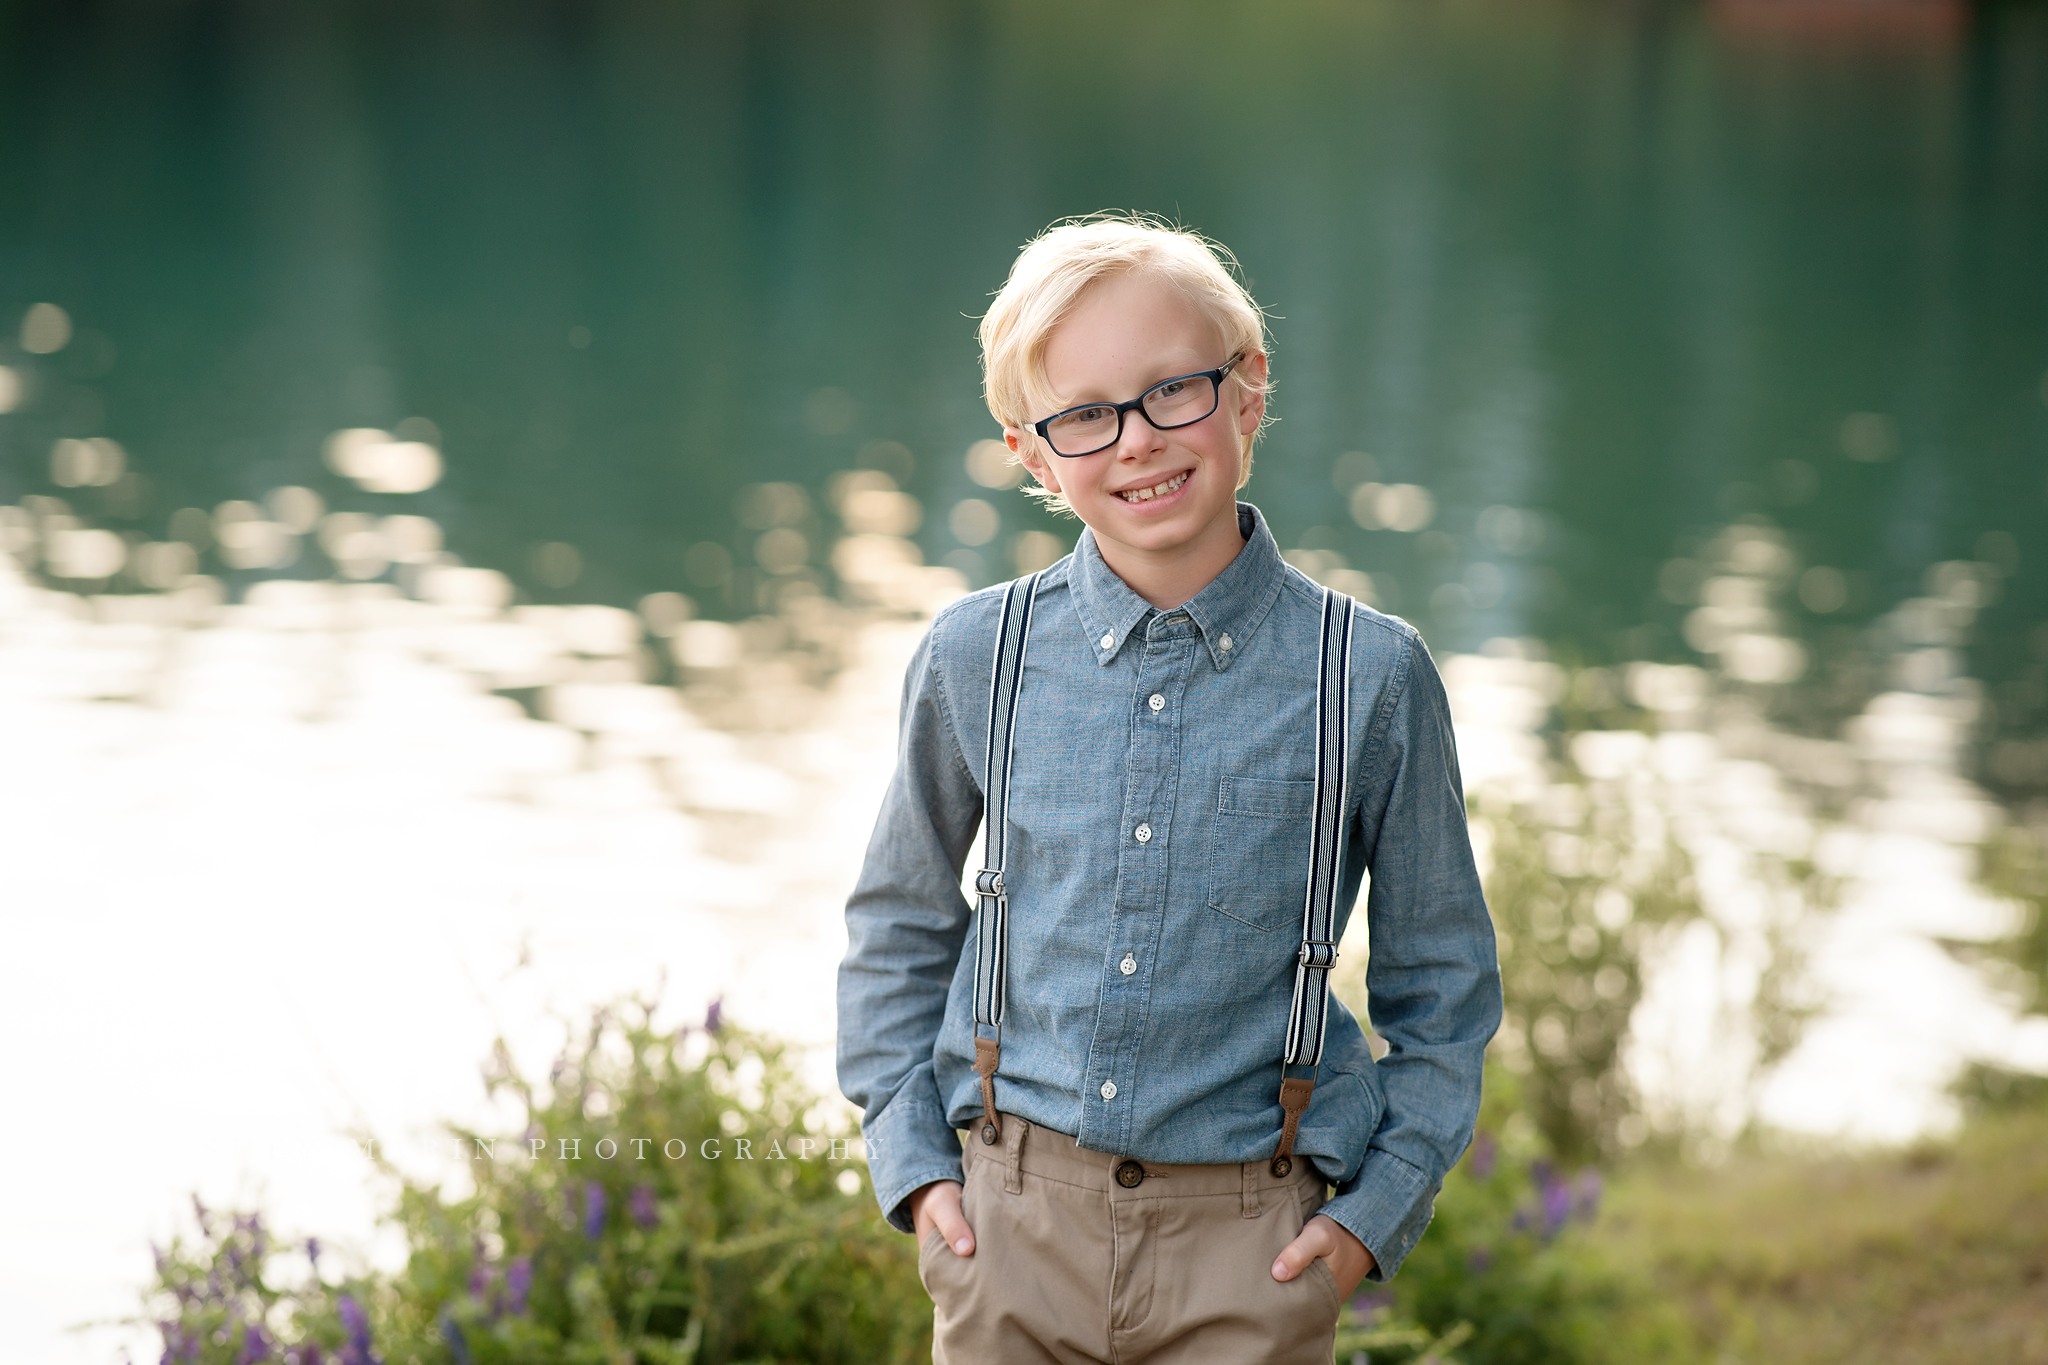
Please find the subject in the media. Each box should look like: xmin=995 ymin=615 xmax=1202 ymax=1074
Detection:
xmin=1586 ymin=1100 xmax=2048 ymax=1364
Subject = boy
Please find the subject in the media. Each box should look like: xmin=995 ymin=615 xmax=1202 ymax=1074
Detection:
xmin=838 ymin=216 xmax=1500 ymax=1363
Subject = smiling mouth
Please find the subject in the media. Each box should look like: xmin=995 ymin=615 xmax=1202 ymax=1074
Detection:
xmin=1117 ymin=470 xmax=1190 ymax=504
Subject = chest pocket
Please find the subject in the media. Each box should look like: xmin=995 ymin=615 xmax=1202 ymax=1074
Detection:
xmin=1206 ymin=776 xmax=1314 ymax=933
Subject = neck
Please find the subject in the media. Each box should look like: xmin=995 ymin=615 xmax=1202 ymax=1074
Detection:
xmin=1093 ymin=514 xmax=1248 ymax=610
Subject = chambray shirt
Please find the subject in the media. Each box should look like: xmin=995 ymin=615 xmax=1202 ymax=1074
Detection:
xmin=837 ymin=503 xmax=1500 ymax=1280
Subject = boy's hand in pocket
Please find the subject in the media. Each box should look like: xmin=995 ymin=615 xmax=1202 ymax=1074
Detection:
xmin=1272 ymin=1214 xmax=1375 ymax=1297
xmin=910 ymin=1179 xmax=975 ymax=1257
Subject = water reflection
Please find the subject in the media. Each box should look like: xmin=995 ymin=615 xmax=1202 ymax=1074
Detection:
xmin=8 ymin=439 xmax=2048 ymax=1364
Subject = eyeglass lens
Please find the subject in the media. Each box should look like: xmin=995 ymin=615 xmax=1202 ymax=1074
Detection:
xmin=1044 ymin=374 xmax=1220 ymax=456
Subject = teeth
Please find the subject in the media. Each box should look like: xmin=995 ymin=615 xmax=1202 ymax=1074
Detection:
xmin=1120 ymin=471 xmax=1189 ymax=503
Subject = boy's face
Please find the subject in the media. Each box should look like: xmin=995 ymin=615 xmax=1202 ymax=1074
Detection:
xmin=1007 ymin=272 xmax=1266 ymax=585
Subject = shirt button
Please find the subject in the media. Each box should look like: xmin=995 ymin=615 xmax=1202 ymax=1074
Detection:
xmin=1100 ymin=1080 xmax=1118 ymax=1101
xmin=1119 ymin=952 xmax=1137 ymax=975
xmin=1220 ymin=633 xmax=1234 ymax=652
xmin=1147 ymin=693 xmax=1164 ymax=712
xmin=1134 ymin=823 xmax=1152 ymax=843
xmin=1100 ymin=633 xmax=1115 ymax=650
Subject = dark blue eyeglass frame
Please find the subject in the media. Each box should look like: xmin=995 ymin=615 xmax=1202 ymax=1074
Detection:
xmin=1031 ymin=355 xmax=1244 ymax=458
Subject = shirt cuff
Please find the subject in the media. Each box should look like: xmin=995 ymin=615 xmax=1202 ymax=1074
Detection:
xmin=863 ymin=1082 xmax=965 ymax=1234
xmin=1318 ymin=1146 xmax=1438 ymax=1281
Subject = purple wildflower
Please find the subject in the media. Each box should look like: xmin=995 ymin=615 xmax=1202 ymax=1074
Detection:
xmin=1469 ymin=1131 xmax=1497 ymax=1180
xmin=238 ymin=1324 xmax=272 ymax=1364
xmin=630 ymin=1183 xmax=659 ymax=1230
xmin=467 ymin=1260 xmax=494 ymax=1302
xmin=160 ymin=1325 xmax=200 ymax=1364
xmin=505 ymin=1256 xmax=533 ymax=1315
xmin=336 ymin=1294 xmax=380 ymax=1365
xmin=1348 ymin=1286 xmax=1394 ymax=1321
xmin=302 ymin=1347 xmax=323 ymax=1365
xmin=305 ymin=1237 xmax=321 ymax=1272
xmin=438 ymin=1309 xmax=474 ymax=1365
xmin=583 ymin=1182 xmax=608 ymax=1239
xmin=1468 ymin=1245 xmax=1494 ymax=1273
xmin=704 ymin=996 xmax=724 ymax=1033
xmin=1574 ymin=1169 xmax=1603 ymax=1222
xmin=1540 ymin=1174 xmax=1573 ymax=1239
xmin=191 ymin=1196 xmax=213 ymax=1237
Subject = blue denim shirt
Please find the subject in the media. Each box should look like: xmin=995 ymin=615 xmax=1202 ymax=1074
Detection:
xmin=837 ymin=503 xmax=1500 ymax=1280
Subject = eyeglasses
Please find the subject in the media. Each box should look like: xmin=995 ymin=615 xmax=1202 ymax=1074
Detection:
xmin=1031 ymin=356 xmax=1243 ymax=458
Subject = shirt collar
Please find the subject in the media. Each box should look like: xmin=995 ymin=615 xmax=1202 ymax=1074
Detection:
xmin=1067 ymin=503 xmax=1286 ymax=672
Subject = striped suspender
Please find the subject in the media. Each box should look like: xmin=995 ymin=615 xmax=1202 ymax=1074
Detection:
xmin=970 ymin=572 xmax=1041 ymax=1146
xmin=1270 ymin=587 xmax=1355 ymax=1176
xmin=967 ymin=578 xmax=1355 ymax=1167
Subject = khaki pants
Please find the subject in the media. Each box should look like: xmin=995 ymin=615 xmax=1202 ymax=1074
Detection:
xmin=919 ymin=1114 xmax=1342 ymax=1364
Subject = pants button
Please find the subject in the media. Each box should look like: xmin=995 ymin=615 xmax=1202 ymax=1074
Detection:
xmin=1115 ymin=1159 xmax=1145 ymax=1189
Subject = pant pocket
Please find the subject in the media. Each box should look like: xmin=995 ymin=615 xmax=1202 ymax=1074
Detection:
xmin=916 ymin=1226 xmax=949 ymax=1291
xmin=1308 ymin=1254 xmax=1341 ymax=1311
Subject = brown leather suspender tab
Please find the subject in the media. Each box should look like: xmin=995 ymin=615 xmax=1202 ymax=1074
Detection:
xmin=1270 ymin=1075 xmax=1316 ymax=1176
xmin=974 ymin=1035 xmax=1003 ymax=1145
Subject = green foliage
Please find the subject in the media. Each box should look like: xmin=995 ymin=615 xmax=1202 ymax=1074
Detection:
xmin=1980 ymin=821 xmax=2048 ymax=1011
xmin=1473 ymin=777 xmax=1702 ymax=1165
xmin=140 ymin=1003 xmax=929 ymax=1365
xmin=143 ymin=1202 xmax=372 ymax=1365
xmin=1587 ymin=1098 xmax=2048 ymax=1365
xmin=1335 ymin=1066 xmax=1700 ymax=1365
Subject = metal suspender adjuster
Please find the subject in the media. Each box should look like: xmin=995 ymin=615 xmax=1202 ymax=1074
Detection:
xmin=1298 ymin=939 xmax=1338 ymax=970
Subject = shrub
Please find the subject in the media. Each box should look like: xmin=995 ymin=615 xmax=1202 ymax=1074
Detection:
xmin=1337 ymin=1067 xmax=1700 ymax=1365
xmin=139 ymin=1001 xmax=931 ymax=1365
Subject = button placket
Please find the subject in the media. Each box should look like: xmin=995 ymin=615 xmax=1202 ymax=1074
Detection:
xmin=1083 ymin=622 xmax=1188 ymax=1156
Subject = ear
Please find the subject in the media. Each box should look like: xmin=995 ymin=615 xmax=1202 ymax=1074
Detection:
xmin=1007 ymin=427 xmax=1064 ymax=496
xmin=1234 ymin=351 xmax=1270 ymax=436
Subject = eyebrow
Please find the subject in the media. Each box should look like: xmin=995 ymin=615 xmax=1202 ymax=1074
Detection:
xmin=1041 ymin=356 xmax=1215 ymax=410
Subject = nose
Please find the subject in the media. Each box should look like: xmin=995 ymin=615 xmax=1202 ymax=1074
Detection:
xmin=1114 ymin=402 xmax=1168 ymax=461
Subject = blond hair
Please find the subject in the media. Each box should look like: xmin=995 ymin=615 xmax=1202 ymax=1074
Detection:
xmin=978 ymin=214 xmax=1272 ymax=513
